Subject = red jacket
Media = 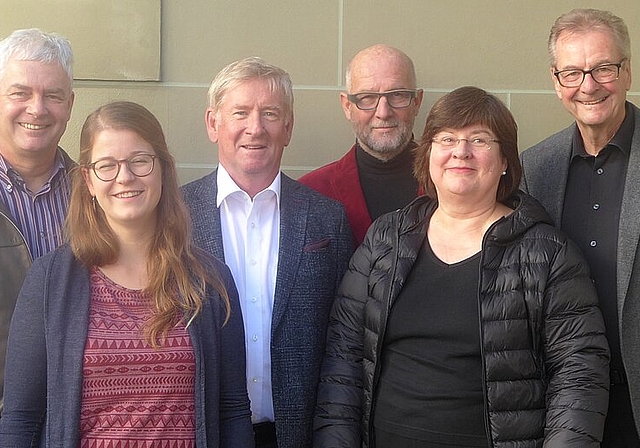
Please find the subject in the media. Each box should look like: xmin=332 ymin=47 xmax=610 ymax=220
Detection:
xmin=299 ymin=145 xmax=371 ymax=245
xmin=299 ymin=144 xmax=421 ymax=246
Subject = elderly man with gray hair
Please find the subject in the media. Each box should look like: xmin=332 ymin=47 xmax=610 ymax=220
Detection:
xmin=521 ymin=9 xmax=639 ymax=446
xmin=299 ymin=44 xmax=423 ymax=245
xmin=0 ymin=28 xmax=75 ymax=413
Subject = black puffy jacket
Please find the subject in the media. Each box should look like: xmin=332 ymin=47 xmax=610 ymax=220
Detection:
xmin=314 ymin=192 xmax=610 ymax=448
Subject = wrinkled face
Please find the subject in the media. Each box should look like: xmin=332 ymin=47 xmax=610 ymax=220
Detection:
xmin=341 ymin=56 xmax=422 ymax=160
xmin=0 ymin=59 xmax=74 ymax=162
xmin=429 ymin=124 xmax=507 ymax=203
xmin=552 ymin=30 xmax=631 ymax=133
xmin=206 ymin=78 xmax=293 ymax=194
xmin=84 ymin=129 xmax=162 ymax=234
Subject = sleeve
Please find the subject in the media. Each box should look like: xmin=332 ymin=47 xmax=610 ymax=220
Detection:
xmin=0 ymin=258 xmax=48 ymax=446
xmin=217 ymin=265 xmax=254 ymax=448
xmin=314 ymin=233 xmax=374 ymax=447
xmin=542 ymin=237 xmax=610 ymax=447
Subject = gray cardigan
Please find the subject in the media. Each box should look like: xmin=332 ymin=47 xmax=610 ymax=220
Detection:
xmin=521 ymin=101 xmax=640 ymax=431
xmin=0 ymin=244 xmax=254 ymax=447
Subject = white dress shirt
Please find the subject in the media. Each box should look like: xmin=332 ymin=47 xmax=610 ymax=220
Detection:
xmin=217 ymin=164 xmax=280 ymax=423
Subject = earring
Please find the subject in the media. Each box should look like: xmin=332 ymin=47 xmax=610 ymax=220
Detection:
xmin=91 ymin=196 xmax=97 ymax=210
xmin=502 ymin=171 xmax=507 ymax=176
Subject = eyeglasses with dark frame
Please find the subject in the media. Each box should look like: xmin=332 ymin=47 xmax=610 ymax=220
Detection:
xmin=86 ymin=153 xmax=157 ymax=182
xmin=431 ymin=136 xmax=499 ymax=151
xmin=553 ymin=59 xmax=627 ymax=88
xmin=347 ymin=89 xmax=420 ymax=111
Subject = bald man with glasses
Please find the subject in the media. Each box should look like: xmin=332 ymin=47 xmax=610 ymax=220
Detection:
xmin=299 ymin=44 xmax=423 ymax=245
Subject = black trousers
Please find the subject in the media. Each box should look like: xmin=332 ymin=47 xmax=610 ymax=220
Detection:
xmin=254 ymin=421 xmax=278 ymax=448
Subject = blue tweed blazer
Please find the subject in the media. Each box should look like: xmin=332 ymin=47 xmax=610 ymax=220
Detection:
xmin=521 ymin=101 xmax=640 ymax=430
xmin=182 ymin=170 xmax=353 ymax=448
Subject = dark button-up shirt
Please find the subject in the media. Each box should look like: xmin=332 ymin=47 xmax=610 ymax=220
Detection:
xmin=561 ymin=104 xmax=634 ymax=376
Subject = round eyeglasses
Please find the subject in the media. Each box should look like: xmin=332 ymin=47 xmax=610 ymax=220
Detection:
xmin=431 ymin=136 xmax=499 ymax=150
xmin=554 ymin=60 xmax=626 ymax=88
xmin=347 ymin=89 xmax=419 ymax=111
xmin=87 ymin=154 xmax=157 ymax=182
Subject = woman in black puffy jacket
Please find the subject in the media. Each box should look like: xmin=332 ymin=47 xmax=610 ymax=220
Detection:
xmin=313 ymin=86 xmax=610 ymax=448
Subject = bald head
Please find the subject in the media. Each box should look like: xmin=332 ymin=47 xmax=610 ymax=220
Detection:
xmin=346 ymin=44 xmax=417 ymax=91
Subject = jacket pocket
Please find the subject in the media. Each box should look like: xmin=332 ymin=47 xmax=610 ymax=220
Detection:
xmin=303 ymin=237 xmax=331 ymax=252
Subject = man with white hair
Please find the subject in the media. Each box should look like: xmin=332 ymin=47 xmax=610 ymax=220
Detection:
xmin=0 ymin=28 xmax=75 ymax=412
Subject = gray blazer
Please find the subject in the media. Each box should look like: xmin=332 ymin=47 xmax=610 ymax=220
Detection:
xmin=182 ymin=170 xmax=354 ymax=448
xmin=520 ymin=101 xmax=640 ymax=430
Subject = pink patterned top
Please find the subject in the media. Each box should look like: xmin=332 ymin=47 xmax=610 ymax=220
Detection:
xmin=80 ymin=267 xmax=196 ymax=447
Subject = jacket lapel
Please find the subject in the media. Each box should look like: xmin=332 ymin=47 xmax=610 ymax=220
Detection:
xmin=536 ymin=126 xmax=574 ymax=227
xmin=333 ymin=145 xmax=372 ymax=228
xmin=189 ymin=170 xmax=225 ymax=261
xmin=617 ymin=104 xmax=640 ymax=313
xmin=272 ymin=176 xmax=307 ymax=331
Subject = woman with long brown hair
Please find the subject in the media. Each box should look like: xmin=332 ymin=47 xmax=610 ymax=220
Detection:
xmin=0 ymin=101 xmax=253 ymax=447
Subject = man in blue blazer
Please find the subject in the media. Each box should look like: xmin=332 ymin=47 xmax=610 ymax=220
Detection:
xmin=520 ymin=9 xmax=639 ymax=446
xmin=182 ymin=57 xmax=353 ymax=448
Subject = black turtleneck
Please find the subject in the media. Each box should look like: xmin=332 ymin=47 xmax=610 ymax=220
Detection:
xmin=356 ymin=142 xmax=419 ymax=220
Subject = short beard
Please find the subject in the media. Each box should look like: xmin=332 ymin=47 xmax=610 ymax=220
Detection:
xmin=356 ymin=122 xmax=413 ymax=159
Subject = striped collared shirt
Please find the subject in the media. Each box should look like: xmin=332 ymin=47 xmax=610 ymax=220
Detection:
xmin=0 ymin=149 xmax=71 ymax=260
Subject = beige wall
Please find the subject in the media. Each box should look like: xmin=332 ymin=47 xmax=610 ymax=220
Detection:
xmin=1 ymin=0 xmax=161 ymax=81
xmin=50 ymin=0 xmax=640 ymax=184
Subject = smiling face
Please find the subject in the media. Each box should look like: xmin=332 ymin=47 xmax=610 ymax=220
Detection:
xmin=0 ymin=59 xmax=74 ymax=164
xmin=429 ymin=125 xmax=507 ymax=205
xmin=83 ymin=128 xmax=162 ymax=234
xmin=206 ymin=78 xmax=293 ymax=197
xmin=552 ymin=29 xmax=631 ymax=137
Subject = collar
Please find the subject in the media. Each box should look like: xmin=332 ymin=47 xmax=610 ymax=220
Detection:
xmin=0 ymin=148 xmax=68 ymax=193
xmin=571 ymin=101 xmax=634 ymax=159
xmin=216 ymin=163 xmax=281 ymax=207
xmin=355 ymin=139 xmax=417 ymax=173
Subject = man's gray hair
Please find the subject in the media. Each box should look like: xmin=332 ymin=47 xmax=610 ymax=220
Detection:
xmin=548 ymin=9 xmax=631 ymax=67
xmin=207 ymin=56 xmax=293 ymax=121
xmin=0 ymin=28 xmax=73 ymax=86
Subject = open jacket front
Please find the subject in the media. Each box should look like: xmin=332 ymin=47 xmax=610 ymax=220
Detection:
xmin=314 ymin=191 xmax=610 ymax=448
